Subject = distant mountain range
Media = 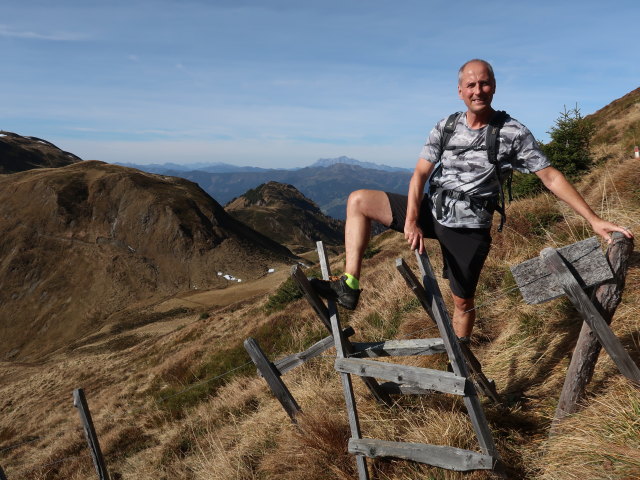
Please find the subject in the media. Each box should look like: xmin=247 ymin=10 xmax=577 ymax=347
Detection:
xmin=114 ymin=157 xmax=413 ymax=219
xmin=114 ymin=156 xmax=412 ymax=175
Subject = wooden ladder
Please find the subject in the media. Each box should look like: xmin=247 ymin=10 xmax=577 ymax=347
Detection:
xmin=292 ymin=243 xmax=502 ymax=478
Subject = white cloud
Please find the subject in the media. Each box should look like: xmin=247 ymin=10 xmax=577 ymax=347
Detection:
xmin=0 ymin=24 xmax=85 ymax=41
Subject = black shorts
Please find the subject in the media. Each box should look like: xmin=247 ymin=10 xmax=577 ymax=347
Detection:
xmin=385 ymin=192 xmax=492 ymax=299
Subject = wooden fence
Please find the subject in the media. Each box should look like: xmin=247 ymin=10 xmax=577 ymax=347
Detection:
xmin=251 ymin=234 xmax=636 ymax=478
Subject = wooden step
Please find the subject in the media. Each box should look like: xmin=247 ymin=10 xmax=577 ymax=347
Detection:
xmin=348 ymin=438 xmax=495 ymax=471
xmin=335 ymin=358 xmax=468 ymax=396
xmin=351 ymin=338 xmax=445 ymax=358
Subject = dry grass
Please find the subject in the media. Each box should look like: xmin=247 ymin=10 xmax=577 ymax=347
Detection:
xmin=1 ymin=148 xmax=639 ymax=479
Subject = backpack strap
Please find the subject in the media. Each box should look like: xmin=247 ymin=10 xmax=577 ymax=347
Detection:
xmin=440 ymin=112 xmax=462 ymax=152
xmin=486 ymin=110 xmax=509 ymax=231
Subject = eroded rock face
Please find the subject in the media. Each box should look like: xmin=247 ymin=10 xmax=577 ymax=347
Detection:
xmin=0 ymin=161 xmax=296 ymax=360
xmin=0 ymin=131 xmax=82 ymax=174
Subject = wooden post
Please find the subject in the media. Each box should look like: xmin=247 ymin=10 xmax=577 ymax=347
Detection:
xmin=316 ymin=242 xmax=370 ymax=480
xmin=540 ymin=248 xmax=640 ymax=384
xmin=73 ymin=388 xmax=110 ymax=480
xmin=553 ymin=233 xmax=635 ymax=425
xmin=244 ymin=338 xmax=301 ymax=422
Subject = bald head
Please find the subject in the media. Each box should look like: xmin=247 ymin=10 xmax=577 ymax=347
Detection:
xmin=458 ymin=59 xmax=495 ymax=86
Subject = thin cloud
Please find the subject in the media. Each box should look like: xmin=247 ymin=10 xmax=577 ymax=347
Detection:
xmin=0 ymin=24 xmax=85 ymax=41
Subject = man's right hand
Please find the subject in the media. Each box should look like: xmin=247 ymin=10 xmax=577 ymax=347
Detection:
xmin=404 ymin=220 xmax=425 ymax=254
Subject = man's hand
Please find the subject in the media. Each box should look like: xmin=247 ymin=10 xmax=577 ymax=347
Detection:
xmin=590 ymin=218 xmax=634 ymax=244
xmin=404 ymin=220 xmax=425 ymax=253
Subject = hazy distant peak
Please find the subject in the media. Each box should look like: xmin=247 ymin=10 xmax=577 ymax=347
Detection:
xmin=310 ymin=156 xmax=411 ymax=172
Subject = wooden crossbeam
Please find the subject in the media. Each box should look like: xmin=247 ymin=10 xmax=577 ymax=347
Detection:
xmin=269 ymin=327 xmax=355 ymax=376
xmin=377 ymin=382 xmax=438 ymax=395
xmin=335 ymin=357 xmax=468 ymax=396
xmin=350 ymin=338 xmax=446 ymax=358
xmin=511 ymin=236 xmax=613 ymax=304
xmin=348 ymin=438 xmax=495 ymax=471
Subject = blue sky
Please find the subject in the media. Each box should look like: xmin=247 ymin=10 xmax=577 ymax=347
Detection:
xmin=2 ymin=0 xmax=639 ymax=168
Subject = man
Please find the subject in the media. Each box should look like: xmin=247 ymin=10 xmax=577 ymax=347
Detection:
xmin=311 ymin=59 xmax=633 ymax=340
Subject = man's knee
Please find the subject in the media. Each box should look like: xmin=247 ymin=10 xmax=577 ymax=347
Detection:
xmin=452 ymin=295 xmax=474 ymax=312
xmin=347 ymin=189 xmax=371 ymax=213
xmin=347 ymin=189 xmax=391 ymax=225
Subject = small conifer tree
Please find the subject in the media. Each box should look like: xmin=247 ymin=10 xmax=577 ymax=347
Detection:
xmin=512 ymin=104 xmax=595 ymax=198
xmin=542 ymin=104 xmax=595 ymax=179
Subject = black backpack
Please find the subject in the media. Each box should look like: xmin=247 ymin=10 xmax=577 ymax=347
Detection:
xmin=434 ymin=110 xmax=511 ymax=232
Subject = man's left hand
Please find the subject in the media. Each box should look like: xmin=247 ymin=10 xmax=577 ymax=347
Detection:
xmin=591 ymin=218 xmax=634 ymax=244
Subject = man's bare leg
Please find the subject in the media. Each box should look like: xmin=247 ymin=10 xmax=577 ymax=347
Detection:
xmin=343 ymin=189 xmax=393 ymax=279
xmin=451 ymin=294 xmax=475 ymax=338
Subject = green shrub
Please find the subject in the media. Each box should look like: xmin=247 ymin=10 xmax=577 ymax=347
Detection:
xmin=264 ymin=277 xmax=304 ymax=313
xmin=264 ymin=269 xmax=321 ymax=314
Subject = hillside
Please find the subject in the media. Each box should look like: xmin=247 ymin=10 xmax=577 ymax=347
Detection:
xmin=0 ymin=88 xmax=639 ymax=480
xmin=0 ymin=160 xmax=296 ymax=361
xmin=0 ymin=131 xmax=82 ymax=173
xmin=225 ymin=181 xmax=345 ymax=253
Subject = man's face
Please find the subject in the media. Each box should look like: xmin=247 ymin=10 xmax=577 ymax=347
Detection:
xmin=458 ymin=61 xmax=495 ymax=115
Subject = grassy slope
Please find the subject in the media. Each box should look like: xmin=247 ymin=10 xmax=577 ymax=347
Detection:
xmin=1 ymin=117 xmax=639 ymax=478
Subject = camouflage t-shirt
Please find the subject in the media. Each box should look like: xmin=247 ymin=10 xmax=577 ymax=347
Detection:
xmin=419 ymin=112 xmax=550 ymax=228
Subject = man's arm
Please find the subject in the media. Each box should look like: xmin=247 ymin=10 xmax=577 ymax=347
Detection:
xmin=404 ymin=159 xmax=435 ymax=253
xmin=535 ymin=166 xmax=633 ymax=243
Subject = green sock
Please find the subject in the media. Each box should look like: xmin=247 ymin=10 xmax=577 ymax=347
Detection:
xmin=344 ymin=273 xmax=360 ymax=290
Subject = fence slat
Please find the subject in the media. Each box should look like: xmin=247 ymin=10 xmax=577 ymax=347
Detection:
xmin=350 ymin=338 xmax=446 ymax=357
xmin=335 ymin=358 xmax=468 ymax=396
xmin=244 ymin=338 xmax=301 ymax=422
xmin=268 ymin=327 xmax=355 ymax=376
xmin=73 ymin=389 xmax=110 ymax=480
xmin=512 ymin=236 xmax=613 ymax=304
xmin=348 ymin=438 xmax=495 ymax=471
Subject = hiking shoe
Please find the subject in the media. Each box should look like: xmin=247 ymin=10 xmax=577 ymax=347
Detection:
xmin=309 ymin=275 xmax=361 ymax=310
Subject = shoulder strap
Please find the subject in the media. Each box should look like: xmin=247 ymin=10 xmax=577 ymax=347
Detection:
xmin=486 ymin=110 xmax=508 ymax=165
xmin=440 ymin=112 xmax=462 ymax=152
xmin=485 ymin=110 xmax=509 ymax=232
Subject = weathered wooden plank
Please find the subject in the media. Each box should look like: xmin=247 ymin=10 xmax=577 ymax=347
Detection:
xmin=316 ymin=241 xmax=370 ymax=480
xmin=410 ymin=253 xmax=499 ymax=458
xmin=553 ymin=233 xmax=635 ymax=427
xmin=335 ymin=358 xmax=468 ymax=396
xmin=378 ymin=381 xmax=436 ymax=395
xmin=268 ymin=327 xmax=355 ymax=376
xmin=511 ymin=236 xmax=613 ymax=304
xmin=290 ymin=265 xmax=332 ymax=332
xmin=244 ymin=338 xmax=301 ymax=422
xmin=540 ymin=247 xmax=640 ymax=384
xmin=348 ymin=438 xmax=495 ymax=471
xmin=73 ymin=388 xmax=110 ymax=480
xmin=350 ymin=338 xmax=446 ymax=358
